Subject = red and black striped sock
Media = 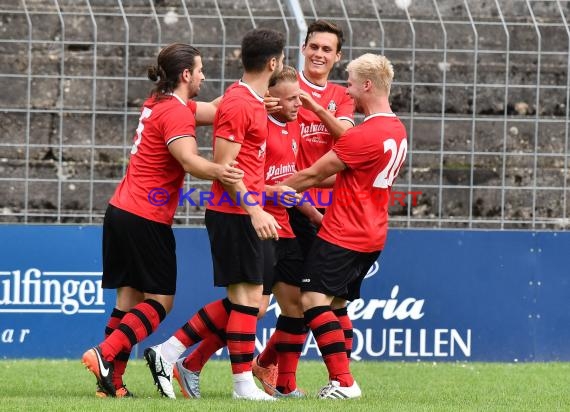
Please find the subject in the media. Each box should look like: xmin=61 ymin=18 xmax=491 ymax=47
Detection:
xmin=274 ymin=315 xmax=308 ymax=394
xmin=174 ymin=298 xmax=231 ymax=349
xmin=305 ymin=306 xmax=354 ymax=387
xmin=105 ymin=308 xmax=131 ymax=389
xmin=183 ymin=335 xmax=226 ymax=372
xmin=257 ymin=332 xmax=278 ymax=368
xmin=333 ymin=306 xmax=353 ymax=361
xmin=100 ymin=299 xmax=166 ymax=360
xmin=104 ymin=308 xmax=125 ymax=336
xmin=227 ymin=303 xmax=258 ymax=374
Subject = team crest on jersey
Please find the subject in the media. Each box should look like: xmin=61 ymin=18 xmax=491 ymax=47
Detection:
xmin=292 ymin=139 xmax=298 ymax=155
xmin=327 ymin=100 xmax=337 ymax=112
xmin=258 ymin=141 xmax=266 ymax=158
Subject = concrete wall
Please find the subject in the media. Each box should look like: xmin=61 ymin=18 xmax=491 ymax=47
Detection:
xmin=0 ymin=0 xmax=568 ymax=227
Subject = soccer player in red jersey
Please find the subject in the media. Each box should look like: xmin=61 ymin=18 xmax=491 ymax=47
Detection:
xmin=144 ymin=28 xmax=286 ymax=401
xmin=252 ymin=19 xmax=356 ymax=391
xmin=251 ymin=67 xmax=310 ymax=399
xmin=282 ymin=53 xmax=408 ymax=399
xmin=289 ymin=19 xmax=355 ymax=257
xmin=249 ymin=67 xmax=319 ymax=398
xmin=145 ymin=66 xmax=319 ymax=400
xmin=80 ymin=43 xmax=244 ymax=398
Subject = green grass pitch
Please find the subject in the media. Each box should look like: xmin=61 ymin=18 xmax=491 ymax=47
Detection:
xmin=1 ymin=359 xmax=568 ymax=411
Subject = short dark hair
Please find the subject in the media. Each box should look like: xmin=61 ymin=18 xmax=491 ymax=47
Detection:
xmin=304 ymin=20 xmax=344 ymax=52
xmin=241 ymin=28 xmax=285 ymax=73
xmin=147 ymin=43 xmax=201 ymax=98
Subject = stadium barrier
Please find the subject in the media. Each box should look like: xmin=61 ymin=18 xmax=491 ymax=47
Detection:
xmin=0 ymin=226 xmax=568 ymax=361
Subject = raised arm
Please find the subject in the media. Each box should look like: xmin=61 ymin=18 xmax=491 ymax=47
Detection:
xmin=299 ymin=90 xmax=353 ymax=139
xmin=195 ymin=95 xmax=222 ymax=126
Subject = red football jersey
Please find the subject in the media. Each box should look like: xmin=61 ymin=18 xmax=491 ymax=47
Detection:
xmin=208 ymin=81 xmax=268 ymax=214
xmin=110 ymin=94 xmax=197 ymax=225
xmin=263 ymin=115 xmax=300 ymax=238
xmin=296 ymin=71 xmax=355 ymax=207
xmin=318 ymin=113 xmax=407 ymax=252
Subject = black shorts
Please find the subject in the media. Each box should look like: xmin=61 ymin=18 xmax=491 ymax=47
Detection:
xmin=301 ymin=237 xmax=380 ymax=300
xmin=287 ymin=207 xmax=325 ymax=259
xmin=102 ymin=204 xmax=177 ymax=295
xmin=262 ymin=237 xmax=304 ymax=295
xmin=205 ymin=209 xmax=264 ymax=287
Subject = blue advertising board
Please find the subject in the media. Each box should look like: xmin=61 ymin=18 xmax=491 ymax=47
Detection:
xmin=0 ymin=226 xmax=569 ymax=361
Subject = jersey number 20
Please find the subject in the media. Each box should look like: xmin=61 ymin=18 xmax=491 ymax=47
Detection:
xmin=373 ymin=138 xmax=407 ymax=189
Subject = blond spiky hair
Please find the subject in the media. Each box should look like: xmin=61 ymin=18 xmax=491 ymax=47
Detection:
xmin=346 ymin=53 xmax=394 ymax=94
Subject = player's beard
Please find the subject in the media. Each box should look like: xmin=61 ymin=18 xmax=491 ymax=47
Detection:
xmin=188 ymin=80 xmax=200 ymax=99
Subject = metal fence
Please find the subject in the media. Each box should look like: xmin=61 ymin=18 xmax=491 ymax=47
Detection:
xmin=1 ymin=0 xmax=569 ymax=230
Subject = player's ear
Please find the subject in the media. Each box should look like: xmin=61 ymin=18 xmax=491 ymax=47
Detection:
xmin=269 ymin=56 xmax=277 ymax=72
xmin=334 ymin=50 xmax=342 ymax=63
xmin=179 ymin=68 xmax=189 ymax=83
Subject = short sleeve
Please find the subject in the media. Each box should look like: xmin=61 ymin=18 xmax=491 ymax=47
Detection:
xmin=214 ymin=96 xmax=250 ymax=144
xmin=163 ymin=103 xmax=196 ymax=145
xmin=187 ymin=99 xmax=197 ymax=115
